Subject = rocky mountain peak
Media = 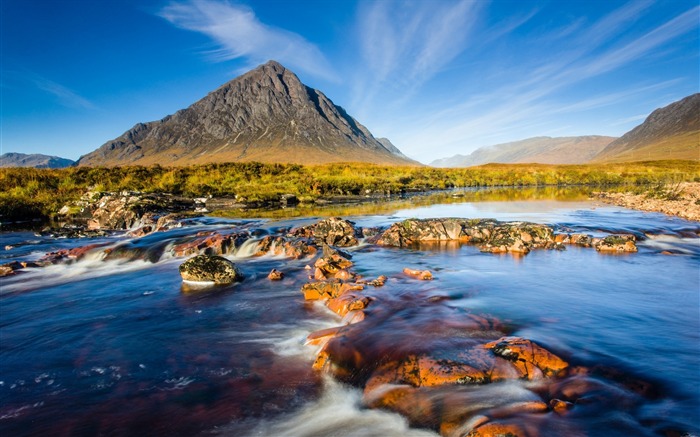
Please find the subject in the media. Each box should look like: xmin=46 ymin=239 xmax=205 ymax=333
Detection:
xmin=77 ymin=61 xmax=416 ymax=167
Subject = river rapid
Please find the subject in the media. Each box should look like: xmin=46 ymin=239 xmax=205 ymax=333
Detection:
xmin=1 ymin=195 xmax=699 ymax=437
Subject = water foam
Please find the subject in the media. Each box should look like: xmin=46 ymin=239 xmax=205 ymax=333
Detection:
xmin=220 ymin=377 xmax=439 ymax=437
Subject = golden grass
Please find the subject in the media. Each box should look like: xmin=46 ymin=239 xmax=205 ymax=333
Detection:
xmin=1 ymin=160 xmax=698 ymax=223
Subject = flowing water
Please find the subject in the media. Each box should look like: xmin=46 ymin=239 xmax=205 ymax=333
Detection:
xmin=1 ymin=193 xmax=698 ymax=436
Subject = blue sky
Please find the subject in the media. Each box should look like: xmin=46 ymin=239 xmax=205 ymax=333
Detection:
xmin=2 ymin=0 xmax=698 ymax=164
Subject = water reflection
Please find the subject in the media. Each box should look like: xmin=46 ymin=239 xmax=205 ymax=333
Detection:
xmin=211 ymin=186 xmax=597 ymax=219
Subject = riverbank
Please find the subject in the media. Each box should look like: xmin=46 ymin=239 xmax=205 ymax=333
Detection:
xmin=2 ymin=160 xmax=698 ymax=224
xmin=594 ymin=182 xmax=700 ymax=222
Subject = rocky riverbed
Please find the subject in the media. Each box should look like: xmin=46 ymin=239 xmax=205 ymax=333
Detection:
xmin=594 ymin=182 xmax=700 ymax=222
xmin=1 ymin=198 xmax=699 ymax=437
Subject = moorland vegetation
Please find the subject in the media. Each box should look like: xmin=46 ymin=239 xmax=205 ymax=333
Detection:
xmin=1 ymin=160 xmax=698 ymax=223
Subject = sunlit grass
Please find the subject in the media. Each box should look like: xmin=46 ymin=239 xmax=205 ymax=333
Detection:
xmin=1 ymin=160 xmax=698 ymax=222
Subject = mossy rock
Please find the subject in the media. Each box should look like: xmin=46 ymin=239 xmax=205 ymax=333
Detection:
xmin=179 ymin=254 xmax=243 ymax=284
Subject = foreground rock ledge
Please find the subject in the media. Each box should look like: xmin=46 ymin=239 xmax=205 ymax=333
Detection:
xmin=178 ymin=254 xmax=243 ymax=284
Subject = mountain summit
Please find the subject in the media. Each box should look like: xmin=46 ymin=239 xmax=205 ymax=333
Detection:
xmin=593 ymin=93 xmax=700 ymax=162
xmin=78 ymin=61 xmax=416 ymax=166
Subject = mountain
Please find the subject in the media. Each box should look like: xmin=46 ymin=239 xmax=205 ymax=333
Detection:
xmin=77 ymin=61 xmax=416 ymax=167
xmin=376 ymin=137 xmax=415 ymax=161
xmin=593 ymin=93 xmax=700 ymax=162
xmin=0 ymin=153 xmax=75 ymax=168
xmin=430 ymin=136 xmax=616 ymax=167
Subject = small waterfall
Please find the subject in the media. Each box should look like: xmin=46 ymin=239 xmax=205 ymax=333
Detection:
xmin=232 ymin=238 xmax=261 ymax=258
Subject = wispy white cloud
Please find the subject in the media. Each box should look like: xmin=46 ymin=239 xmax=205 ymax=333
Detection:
xmin=352 ymin=0 xmax=485 ymax=114
xmin=610 ymin=113 xmax=647 ymax=126
xmin=385 ymin=2 xmax=699 ymax=162
xmin=28 ymin=74 xmax=95 ymax=110
xmin=159 ymin=0 xmax=337 ymax=82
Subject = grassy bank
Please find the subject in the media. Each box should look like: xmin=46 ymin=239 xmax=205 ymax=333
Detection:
xmin=1 ymin=160 xmax=698 ymax=223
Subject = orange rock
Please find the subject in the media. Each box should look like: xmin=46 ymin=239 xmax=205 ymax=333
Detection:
xmin=172 ymin=233 xmax=232 ymax=257
xmin=311 ymin=336 xmax=365 ymax=381
xmin=301 ymin=281 xmax=364 ymax=301
xmin=417 ymin=355 xmax=488 ymax=386
xmin=549 ymin=398 xmax=573 ymax=415
xmin=334 ymin=269 xmax=355 ymax=281
xmin=484 ymin=337 xmax=568 ymax=379
xmin=340 ymin=310 xmax=366 ymax=325
xmin=363 ymin=384 xmax=436 ymax=427
xmin=267 ymin=269 xmax=284 ymax=280
xmin=403 ymin=267 xmax=433 ymax=280
xmin=357 ymin=275 xmax=388 ymax=286
xmin=314 ymin=268 xmax=327 ymax=280
xmin=306 ymin=326 xmax=343 ymax=346
xmin=466 ymin=420 xmax=533 ymax=437
xmin=554 ymin=234 xmax=569 ymax=244
xmin=326 ymin=293 xmax=371 ymax=317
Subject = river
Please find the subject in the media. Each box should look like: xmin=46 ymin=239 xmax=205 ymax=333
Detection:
xmin=1 ymin=193 xmax=698 ymax=436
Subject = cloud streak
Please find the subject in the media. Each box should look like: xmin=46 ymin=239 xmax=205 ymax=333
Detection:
xmin=383 ymin=2 xmax=699 ymax=162
xmin=26 ymin=74 xmax=95 ymax=110
xmin=159 ymin=0 xmax=337 ymax=82
xmin=352 ymin=0 xmax=484 ymax=114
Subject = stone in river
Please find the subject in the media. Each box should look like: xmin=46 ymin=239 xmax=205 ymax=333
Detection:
xmin=484 ymin=336 xmax=568 ymax=379
xmin=594 ymin=234 xmax=638 ymax=252
xmin=291 ymin=217 xmax=361 ymax=247
xmin=403 ymin=268 xmax=433 ymax=280
xmin=267 ymin=269 xmax=284 ymax=280
xmin=179 ymin=254 xmax=243 ymax=284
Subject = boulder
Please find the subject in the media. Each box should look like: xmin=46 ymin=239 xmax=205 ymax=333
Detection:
xmin=484 ymin=337 xmax=569 ymax=379
xmin=594 ymin=234 xmax=638 ymax=252
xmin=291 ymin=217 xmax=361 ymax=247
xmin=178 ymin=255 xmax=243 ymax=284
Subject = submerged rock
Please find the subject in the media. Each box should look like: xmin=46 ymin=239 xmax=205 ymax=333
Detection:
xmin=178 ymin=255 xmax=243 ymax=284
xmin=403 ymin=268 xmax=433 ymax=280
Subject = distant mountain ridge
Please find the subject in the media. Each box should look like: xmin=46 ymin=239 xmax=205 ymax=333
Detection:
xmin=593 ymin=93 xmax=700 ymax=162
xmin=78 ymin=61 xmax=417 ymax=167
xmin=430 ymin=136 xmax=616 ymax=167
xmin=0 ymin=153 xmax=75 ymax=168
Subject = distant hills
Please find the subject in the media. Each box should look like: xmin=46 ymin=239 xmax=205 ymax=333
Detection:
xmin=0 ymin=153 xmax=75 ymax=169
xmin=431 ymin=93 xmax=699 ymax=167
xmin=430 ymin=136 xmax=616 ymax=168
xmin=593 ymin=93 xmax=700 ymax=162
xmin=77 ymin=61 xmax=417 ymax=167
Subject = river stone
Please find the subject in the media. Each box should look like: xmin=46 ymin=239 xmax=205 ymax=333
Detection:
xmin=179 ymin=255 xmax=243 ymax=284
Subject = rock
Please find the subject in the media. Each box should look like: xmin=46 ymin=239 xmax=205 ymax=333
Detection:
xmin=255 ymin=236 xmax=317 ymax=259
xmin=292 ymin=217 xmax=361 ymax=247
xmin=466 ymin=420 xmax=533 ymax=437
xmin=63 ymin=191 xmax=195 ymax=231
xmin=172 ymin=232 xmax=236 ymax=257
xmin=268 ymin=269 xmax=284 ymax=280
xmin=378 ymin=218 xmax=559 ymax=255
xmin=178 ymin=255 xmax=243 ymax=284
xmin=403 ymin=268 xmax=433 ymax=280
xmin=326 ymin=293 xmax=372 ymax=317
xmin=378 ymin=218 xmax=469 ymax=247
xmin=0 ymin=261 xmax=23 ymax=277
xmin=549 ymin=398 xmax=573 ymax=415
xmin=357 ymin=275 xmax=388 ymax=286
xmin=484 ymin=337 xmax=569 ymax=379
xmin=280 ymin=194 xmax=299 ymax=206
xmin=595 ymin=234 xmax=638 ymax=252
xmin=301 ymin=281 xmax=363 ymax=301
xmin=40 ymin=242 xmax=111 ymax=264
xmin=314 ymin=244 xmax=354 ymax=278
